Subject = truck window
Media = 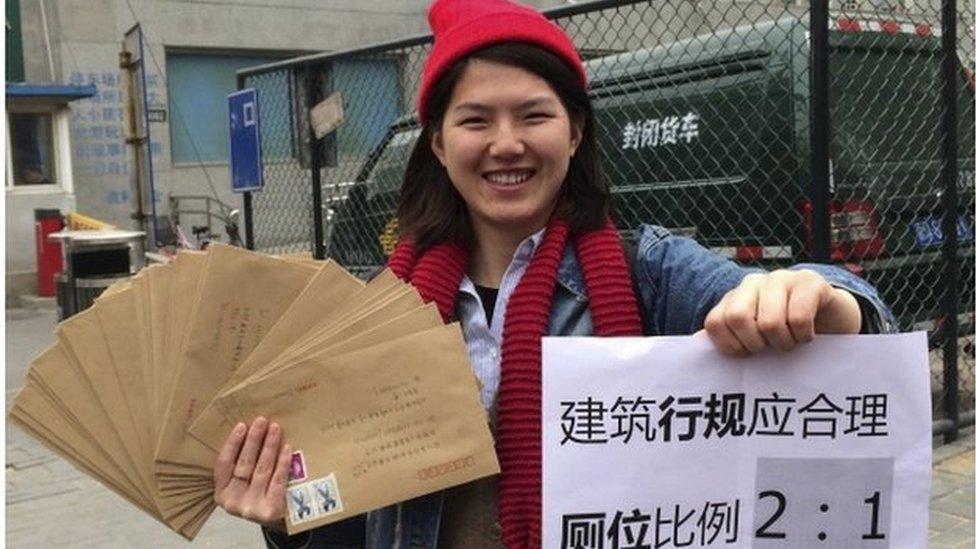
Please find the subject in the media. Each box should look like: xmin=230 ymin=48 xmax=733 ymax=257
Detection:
xmin=362 ymin=127 xmax=421 ymax=200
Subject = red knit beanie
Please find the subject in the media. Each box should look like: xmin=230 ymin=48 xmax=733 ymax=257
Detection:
xmin=417 ymin=0 xmax=587 ymax=123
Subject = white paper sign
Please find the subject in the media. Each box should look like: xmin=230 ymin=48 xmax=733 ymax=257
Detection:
xmin=542 ymin=333 xmax=931 ymax=549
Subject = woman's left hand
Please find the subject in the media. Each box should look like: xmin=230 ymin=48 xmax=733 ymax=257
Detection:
xmin=703 ymin=269 xmax=862 ymax=356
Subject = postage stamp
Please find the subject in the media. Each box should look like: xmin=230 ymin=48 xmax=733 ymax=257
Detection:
xmin=289 ymin=450 xmax=307 ymax=483
xmin=287 ymin=473 xmax=344 ymax=524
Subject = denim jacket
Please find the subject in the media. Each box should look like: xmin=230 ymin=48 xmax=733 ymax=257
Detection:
xmin=263 ymin=224 xmax=896 ymax=549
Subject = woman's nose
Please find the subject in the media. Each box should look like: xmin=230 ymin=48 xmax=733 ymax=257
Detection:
xmin=488 ymin=121 xmax=525 ymax=157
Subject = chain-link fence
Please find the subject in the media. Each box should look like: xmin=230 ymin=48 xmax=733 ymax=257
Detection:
xmin=239 ymin=0 xmax=975 ymax=438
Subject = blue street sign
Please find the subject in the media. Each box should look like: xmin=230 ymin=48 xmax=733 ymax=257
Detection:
xmin=228 ymin=88 xmax=263 ymax=193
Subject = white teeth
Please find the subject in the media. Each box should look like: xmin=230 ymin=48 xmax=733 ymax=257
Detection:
xmin=485 ymin=170 xmax=533 ymax=185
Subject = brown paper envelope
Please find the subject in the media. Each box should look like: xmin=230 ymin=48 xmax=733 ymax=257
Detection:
xmin=279 ymin=287 xmax=425 ymax=363
xmin=163 ymin=492 xmax=217 ymax=540
xmin=156 ymin=488 xmax=212 ymax=505
xmin=57 ymin=307 xmax=156 ymax=495
xmin=154 ymin=477 xmax=214 ymax=495
xmin=122 ymin=252 xmax=212 ymax=506
xmin=7 ymin=404 xmax=177 ymax=533
xmin=153 ymin=476 xmax=214 ymax=521
xmin=12 ymin=389 xmax=214 ymax=538
xmin=31 ymin=340 xmax=151 ymax=501
xmin=268 ymin=269 xmax=400 ymax=355
xmin=11 ymin=384 xmax=145 ymax=507
xmin=224 ymin=259 xmax=365 ymax=390
xmin=146 ymin=263 xmax=173 ymax=420
xmin=156 ymin=486 xmax=213 ymax=506
xmin=154 ymin=474 xmax=214 ymax=489
xmin=92 ymin=290 xmax=212 ymax=522
xmin=152 ymin=468 xmax=215 ymax=481
xmin=250 ymin=287 xmax=423 ymax=388
xmin=13 ymin=260 xmax=216 ymax=540
xmin=209 ymin=304 xmax=443 ymax=437
xmin=254 ymin=272 xmax=400 ymax=371
xmin=176 ymin=497 xmax=217 ymax=541
xmin=10 ymin=402 xmax=159 ymax=519
xmin=159 ymin=489 xmax=214 ymax=521
xmin=219 ymin=282 xmax=416 ymax=427
xmin=206 ymin=304 xmax=442 ymax=449
xmin=215 ymin=323 xmax=500 ymax=534
xmin=22 ymin=370 xmax=125 ymax=480
xmin=210 ymin=268 xmax=401 ymax=409
xmin=153 ymin=471 xmax=215 ymax=497
xmin=155 ymin=244 xmax=319 ymax=471
xmin=27 ymin=365 xmax=172 ymax=518
xmin=11 ymin=400 xmax=209 ymax=541
xmin=251 ymin=277 xmax=414 ymax=384
xmin=258 ymin=303 xmax=443 ymax=390
xmin=187 ymin=260 xmax=364 ymax=450
xmin=157 ymin=251 xmax=208 ymax=438
xmin=152 ymin=461 xmax=213 ymax=477
xmin=129 ymin=272 xmax=156 ymax=423
xmin=154 ymin=481 xmax=214 ymax=515
xmin=292 ymin=284 xmax=420 ymax=345
xmin=94 ymin=287 xmax=155 ymax=472
xmin=10 ymin=376 xmax=152 ymax=511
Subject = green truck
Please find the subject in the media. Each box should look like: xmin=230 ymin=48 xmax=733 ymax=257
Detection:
xmin=327 ymin=15 xmax=975 ymax=336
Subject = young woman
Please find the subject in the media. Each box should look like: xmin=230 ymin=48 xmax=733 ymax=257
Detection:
xmin=214 ymin=1 xmax=895 ymax=547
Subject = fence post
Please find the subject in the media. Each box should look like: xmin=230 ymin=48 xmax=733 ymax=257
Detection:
xmin=305 ymin=64 xmax=327 ymax=260
xmin=236 ymin=72 xmax=256 ymax=251
xmin=809 ymin=0 xmax=831 ymax=263
xmin=940 ymin=0 xmax=960 ymax=443
xmin=243 ymin=192 xmax=254 ymax=250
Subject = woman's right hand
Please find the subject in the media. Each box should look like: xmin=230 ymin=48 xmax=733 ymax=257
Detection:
xmin=213 ymin=416 xmax=293 ymax=528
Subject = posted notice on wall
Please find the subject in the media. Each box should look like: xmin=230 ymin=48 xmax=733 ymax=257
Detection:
xmin=542 ymin=332 xmax=931 ymax=549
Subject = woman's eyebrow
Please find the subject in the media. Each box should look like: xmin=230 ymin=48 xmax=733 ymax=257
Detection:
xmin=517 ymin=97 xmax=558 ymax=110
xmin=453 ymin=102 xmax=491 ymax=113
xmin=453 ymin=97 xmax=559 ymax=113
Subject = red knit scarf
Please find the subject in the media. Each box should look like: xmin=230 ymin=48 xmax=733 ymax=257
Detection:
xmin=387 ymin=218 xmax=642 ymax=549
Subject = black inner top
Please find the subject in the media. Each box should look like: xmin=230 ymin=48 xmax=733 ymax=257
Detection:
xmin=474 ymin=284 xmax=499 ymax=328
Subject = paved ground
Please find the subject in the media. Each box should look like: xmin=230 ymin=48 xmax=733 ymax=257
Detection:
xmin=5 ymin=306 xmax=974 ymax=547
xmin=930 ymin=428 xmax=976 ymax=548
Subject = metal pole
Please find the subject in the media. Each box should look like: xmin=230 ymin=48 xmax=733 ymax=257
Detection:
xmin=809 ymin=0 xmax=831 ymax=263
xmin=237 ymin=72 xmax=256 ymax=251
xmin=939 ymin=0 xmax=960 ymax=443
xmin=244 ymin=192 xmax=254 ymax=250
xmin=305 ymin=65 xmax=326 ymax=260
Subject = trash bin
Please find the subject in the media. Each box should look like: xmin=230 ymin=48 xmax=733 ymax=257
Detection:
xmin=74 ymin=276 xmax=128 ymax=313
xmin=48 ymin=229 xmax=145 ymax=320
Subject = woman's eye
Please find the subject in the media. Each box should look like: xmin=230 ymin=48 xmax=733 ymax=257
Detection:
xmin=459 ymin=117 xmax=486 ymax=126
xmin=526 ymin=112 xmax=553 ymax=121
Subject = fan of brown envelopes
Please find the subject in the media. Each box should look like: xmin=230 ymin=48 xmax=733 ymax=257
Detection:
xmin=9 ymin=244 xmax=499 ymax=539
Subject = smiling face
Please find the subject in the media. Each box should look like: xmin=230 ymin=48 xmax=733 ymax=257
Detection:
xmin=431 ymin=59 xmax=582 ymax=242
